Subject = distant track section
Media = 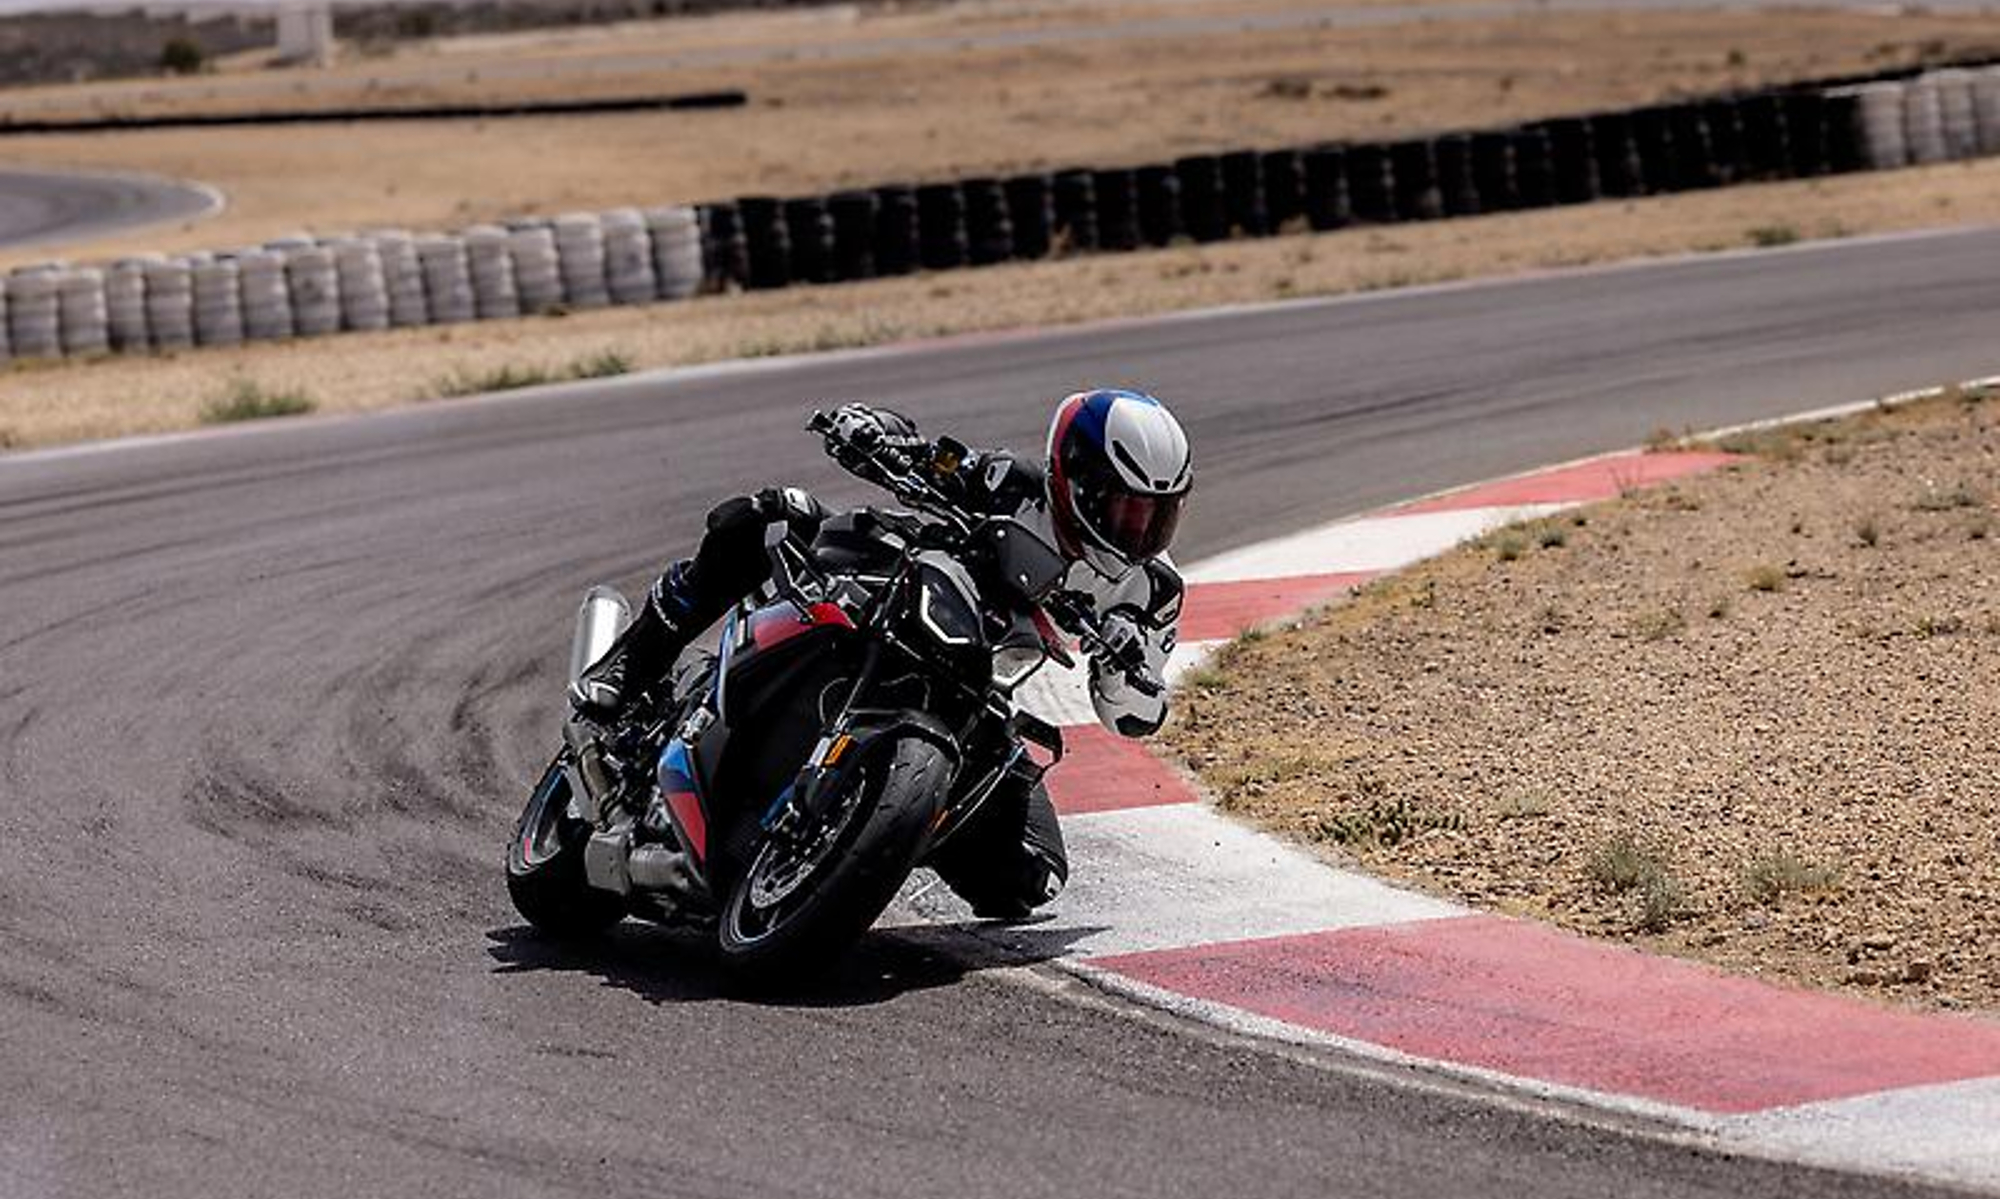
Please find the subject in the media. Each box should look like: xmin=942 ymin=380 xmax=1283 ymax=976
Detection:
xmin=0 ymin=167 xmax=218 ymax=252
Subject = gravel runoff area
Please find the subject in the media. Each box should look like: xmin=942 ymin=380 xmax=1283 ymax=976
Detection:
xmin=1166 ymin=385 xmax=2000 ymax=1013
xmin=8 ymin=157 xmax=2000 ymax=452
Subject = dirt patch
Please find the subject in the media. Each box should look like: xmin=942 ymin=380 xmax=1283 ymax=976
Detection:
xmin=1166 ymin=387 xmax=2000 ymax=1012
xmin=7 ymin=1 xmax=1998 ymax=267
xmin=6 ymin=156 xmax=2000 ymax=451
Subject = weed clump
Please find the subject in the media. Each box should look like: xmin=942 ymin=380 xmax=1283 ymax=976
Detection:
xmin=1742 ymin=852 xmax=1841 ymax=905
xmin=200 ymin=380 xmax=315 ymax=424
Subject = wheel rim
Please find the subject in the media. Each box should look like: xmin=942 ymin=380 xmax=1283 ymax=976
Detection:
xmin=514 ymin=761 xmax=576 ymax=871
xmin=725 ymin=762 xmax=873 ymax=946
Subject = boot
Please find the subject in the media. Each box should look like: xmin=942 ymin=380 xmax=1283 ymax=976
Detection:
xmin=574 ymin=562 xmax=703 ymax=716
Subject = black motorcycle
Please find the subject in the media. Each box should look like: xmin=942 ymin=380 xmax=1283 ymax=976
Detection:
xmin=505 ymin=410 xmax=1154 ymax=979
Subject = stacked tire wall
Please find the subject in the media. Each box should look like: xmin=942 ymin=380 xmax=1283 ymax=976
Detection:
xmin=10 ymin=64 xmax=2000 ymax=365
xmin=0 ymin=205 xmax=705 ymax=364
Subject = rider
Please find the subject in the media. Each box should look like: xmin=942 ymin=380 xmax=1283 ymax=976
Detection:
xmin=575 ymin=388 xmax=1193 ymax=918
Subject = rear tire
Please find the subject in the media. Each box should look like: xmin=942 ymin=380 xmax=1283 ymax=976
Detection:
xmin=716 ymin=735 xmax=952 ymax=983
xmin=506 ymin=755 xmax=626 ymax=938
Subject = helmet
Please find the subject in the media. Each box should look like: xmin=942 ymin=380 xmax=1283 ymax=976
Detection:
xmin=1046 ymin=388 xmax=1191 ymax=569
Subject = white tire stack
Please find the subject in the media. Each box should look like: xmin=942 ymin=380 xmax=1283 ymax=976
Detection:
xmin=329 ymin=238 xmax=389 ymax=331
xmin=286 ymin=246 xmax=341 ymax=337
xmin=1970 ymin=67 xmax=2000 ymax=154
xmin=105 ymin=259 xmax=152 ymax=353
xmin=7 ymin=269 xmax=58 ymax=359
xmin=191 ymin=257 xmax=244 ymax=347
xmin=1930 ymin=70 xmax=1982 ymax=159
xmin=374 ymin=232 xmax=430 ymax=328
xmin=144 ymin=259 xmax=195 ymax=350
xmin=553 ymin=212 xmax=609 ymax=309
xmin=463 ymin=225 xmax=520 ymax=320
xmin=237 ymin=250 xmax=294 ymax=341
xmin=601 ymin=209 xmax=656 ymax=306
xmin=508 ymin=223 xmax=564 ymax=314
xmin=57 ymin=268 xmax=109 ymax=357
xmin=416 ymin=235 xmax=475 ymax=324
xmin=645 ymin=205 xmax=703 ymax=300
xmin=1843 ymin=83 xmax=1910 ymax=170
xmin=1903 ymin=76 xmax=1949 ymax=164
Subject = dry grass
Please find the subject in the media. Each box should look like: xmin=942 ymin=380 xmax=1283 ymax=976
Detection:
xmin=8 ymin=0 xmax=2000 ymax=267
xmin=8 ymin=155 xmax=2000 ymax=451
xmin=1167 ymin=391 xmax=2000 ymax=1011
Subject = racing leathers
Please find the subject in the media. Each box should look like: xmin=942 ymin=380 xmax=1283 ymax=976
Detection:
xmin=577 ymin=406 xmax=1183 ymax=917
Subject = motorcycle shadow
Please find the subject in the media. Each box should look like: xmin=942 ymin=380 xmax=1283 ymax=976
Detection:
xmin=484 ymin=916 xmax=1108 ymax=1007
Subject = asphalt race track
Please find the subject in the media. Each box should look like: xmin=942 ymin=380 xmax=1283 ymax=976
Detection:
xmin=0 ymin=167 xmax=217 ymax=252
xmin=4 ymin=228 xmax=1998 ymax=1198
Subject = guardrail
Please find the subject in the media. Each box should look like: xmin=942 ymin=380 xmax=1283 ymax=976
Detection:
xmin=6 ymin=66 xmax=1997 ymax=364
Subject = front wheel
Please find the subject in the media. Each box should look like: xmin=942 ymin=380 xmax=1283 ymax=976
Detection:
xmin=716 ymin=735 xmax=953 ymax=982
xmin=506 ymin=755 xmax=626 ymax=938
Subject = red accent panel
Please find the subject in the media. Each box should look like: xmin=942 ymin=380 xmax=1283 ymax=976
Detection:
xmin=1044 ymin=724 xmax=1198 ymax=815
xmin=1392 ymin=451 xmax=1736 ymax=515
xmin=1181 ymin=571 xmax=1381 ymax=642
xmin=664 ymin=790 xmax=708 ymax=860
xmin=749 ymin=602 xmax=853 ymax=651
xmin=1091 ymin=915 xmax=2000 ymax=1114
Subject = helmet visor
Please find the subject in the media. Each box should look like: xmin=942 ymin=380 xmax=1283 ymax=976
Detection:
xmin=1093 ymin=488 xmax=1185 ymax=560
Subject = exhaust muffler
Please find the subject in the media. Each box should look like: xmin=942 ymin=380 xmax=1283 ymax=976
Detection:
xmin=566 ymin=584 xmax=632 ymax=710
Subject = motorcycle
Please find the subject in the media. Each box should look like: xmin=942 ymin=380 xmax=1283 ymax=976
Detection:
xmin=504 ymin=410 xmax=1157 ymax=980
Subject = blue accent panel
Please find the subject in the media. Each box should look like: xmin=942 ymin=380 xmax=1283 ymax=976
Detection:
xmin=1073 ymin=389 xmax=1162 ymax=451
xmin=760 ymin=781 xmax=798 ymax=828
xmin=657 ymin=737 xmax=702 ymax=798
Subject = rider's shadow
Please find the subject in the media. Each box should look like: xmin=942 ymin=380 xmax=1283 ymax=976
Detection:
xmin=484 ymin=916 xmax=1109 ymax=1007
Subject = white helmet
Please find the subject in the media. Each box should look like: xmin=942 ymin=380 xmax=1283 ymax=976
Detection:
xmin=1046 ymin=389 xmax=1192 ymax=571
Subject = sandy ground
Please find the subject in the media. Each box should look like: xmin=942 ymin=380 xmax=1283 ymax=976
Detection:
xmin=6 ymin=154 xmax=2000 ymax=451
xmin=2 ymin=2 xmax=1995 ymax=267
xmin=1167 ymin=390 xmax=2000 ymax=1012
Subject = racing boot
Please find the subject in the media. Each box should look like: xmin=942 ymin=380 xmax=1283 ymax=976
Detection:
xmin=573 ymin=561 xmax=703 ymax=717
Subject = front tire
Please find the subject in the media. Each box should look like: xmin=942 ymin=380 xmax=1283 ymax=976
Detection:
xmin=716 ymin=735 xmax=953 ymax=982
xmin=506 ymin=755 xmax=625 ymax=938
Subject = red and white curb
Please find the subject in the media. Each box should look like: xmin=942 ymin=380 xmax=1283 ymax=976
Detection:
xmin=902 ymin=430 xmax=2000 ymax=1192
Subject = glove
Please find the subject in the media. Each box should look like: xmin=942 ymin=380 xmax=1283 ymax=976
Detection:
xmin=829 ymin=403 xmax=889 ymax=451
xmin=1094 ymin=608 xmax=1157 ymax=691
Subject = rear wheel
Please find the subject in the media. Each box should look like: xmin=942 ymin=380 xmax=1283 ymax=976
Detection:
xmin=716 ymin=735 xmax=953 ymax=982
xmin=506 ymin=755 xmax=626 ymax=938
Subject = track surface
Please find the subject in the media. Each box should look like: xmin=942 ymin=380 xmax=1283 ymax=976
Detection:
xmin=4 ymin=228 xmax=1998 ymax=1197
xmin=0 ymin=167 xmax=217 ymax=252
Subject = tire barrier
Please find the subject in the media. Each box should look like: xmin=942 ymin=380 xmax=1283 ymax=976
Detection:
xmin=871 ymin=185 xmax=919 ymax=277
xmin=1260 ymin=150 xmax=1304 ymax=232
xmin=1344 ymin=143 xmax=1394 ymax=223
xmin=962 ymin=178 xmax=1014 ymax=266
xmin=417 ymin=235 xmax=475 ymax=325
xmin=9 ymin=269 xmax=60 ymax=359
xmin=105 ymin=259 xmax=150 ymax=352
xmin=646 ymin=206 xmax=703 ymax=299
xmin=286 ymin=246 xmax=343 ymax=336
xmin=1388 ymin=139 xmax=1442 ymax=223
xmin=553 ymin=213 xmax=611 ymax=308
xmin=915 ymin=183 xmax=968 ymax=271
xmin=1003 ymin=175 xmax=1053 ymax=261
xmin=1092 ymin=168 xmax=1140 ymax=253
xmin=736 ymin=196 xmax=790 ymax=291
xmin=1173 ymin=155 xmax=1228 ymax=243
xmin=376 ymin=234 xmax=429 ymax=328
xmin=602 ymin=209 xmax=659 ymax=305
xmin=696 ymin=203 xmax=751 ymax=291
xmin=143 ymin=259 xmax=194 ymax=350
xmin=330 ymin=238 xmax=391 ymax=331
xmin=191 ymin=258 xmax=244 ymax=348
xmin=1219 ymin=150 xmax=1268 ymax=237
xmin=781 ymin=197 xmax=834 ymax=286
xmin=237 ymin=250 xmax=293 ymax=342
xmin=28 ymin=63 xmax=2000 ymax=366
xmin=1051 ymin=169 xmax=1098 ymax=253
xmin=1299 ymin=145 xmax=1348 ymax=231
xmin=56 ymin=268 xmax=108 ymax=357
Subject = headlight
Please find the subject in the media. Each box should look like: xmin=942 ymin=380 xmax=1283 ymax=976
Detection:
xmin=916 ymin=572 xmax=982 ymax=647
xmin=991 ymin=644 xmax=1046 ymax=689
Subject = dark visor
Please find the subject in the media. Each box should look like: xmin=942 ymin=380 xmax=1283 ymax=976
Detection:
xmin=1094 ymin=490 xmax=1185 ymax=560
